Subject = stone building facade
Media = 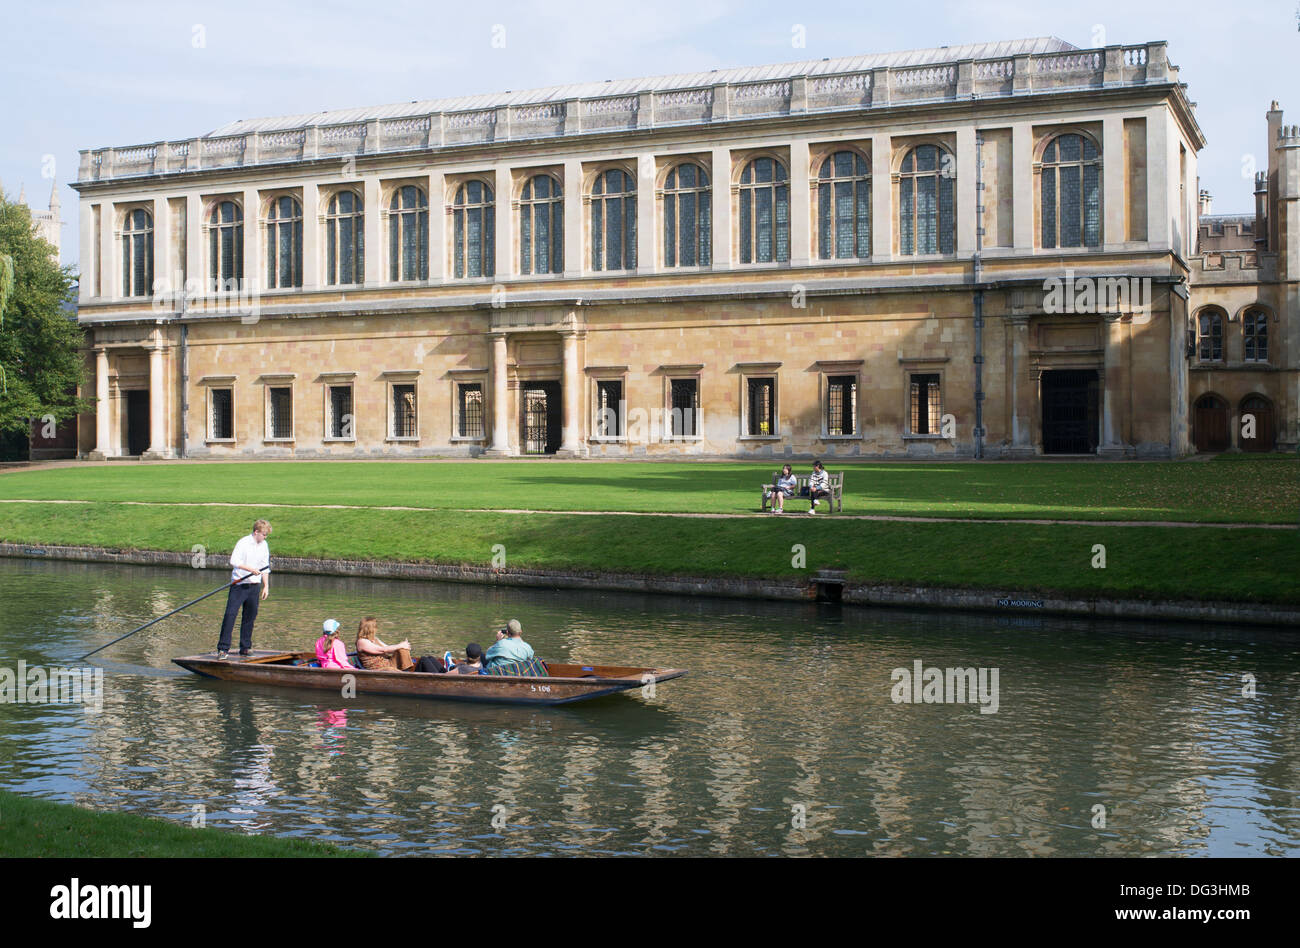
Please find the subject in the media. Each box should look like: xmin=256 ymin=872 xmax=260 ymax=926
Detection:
xmin=73 ymin=36 xmax=1275 ymax=461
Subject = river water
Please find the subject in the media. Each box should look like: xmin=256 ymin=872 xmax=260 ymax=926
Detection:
xmin=0 ymin=557 xmax=1296 ymax=856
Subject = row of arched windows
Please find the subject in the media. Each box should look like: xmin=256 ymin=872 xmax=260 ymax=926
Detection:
xmin=1196 ymin=309 xmax=1270 ymax=363
xmin=117 ymin=135 xmax=1105 ymax=295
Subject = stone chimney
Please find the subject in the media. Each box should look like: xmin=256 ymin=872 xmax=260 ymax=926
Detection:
xmin=1198 ymin=189 xmax=1212 ymax=216
xmin=1254 ymin=170 xmax=1269 ymax=253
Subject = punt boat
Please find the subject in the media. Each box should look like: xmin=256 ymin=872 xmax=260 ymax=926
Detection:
xmin=173 ymin=649 xmax=687 ymax=706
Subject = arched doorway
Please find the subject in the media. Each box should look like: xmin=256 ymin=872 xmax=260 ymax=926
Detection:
xmin=1238 ymin=394 xmax=1275 ymax=452
xmin=1192 ymin=394 xmax=1229 ymax=453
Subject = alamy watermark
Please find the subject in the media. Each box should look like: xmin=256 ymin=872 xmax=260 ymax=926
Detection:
xmin=1043 ymin=269 xmax=1152 ymax=323
xmin=890 ymin=659 xmax=999 ymax=714
xmin=0 ymin=661 xmax=103 ymax=713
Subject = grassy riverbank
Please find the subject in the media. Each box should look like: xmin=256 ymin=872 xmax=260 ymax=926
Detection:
xmin=1 ymin=496 xmax=1297 ymax=604
xmin=0 ymin=790 xmax=366 ymax=857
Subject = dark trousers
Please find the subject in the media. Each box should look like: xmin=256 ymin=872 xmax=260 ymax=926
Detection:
xmin=218 ymin=583 xmax=261 ymax=653
xmin=810 ymin=489 xmax=831 ymax=507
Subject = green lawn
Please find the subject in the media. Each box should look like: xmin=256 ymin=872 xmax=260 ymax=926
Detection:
xmin=1 ymin=456 xmax=1297 ymax=523
xmin=0 ymin=790 xmax=366 ymax=857
xmin=1 ymin=499 xmax=1296 ymax=604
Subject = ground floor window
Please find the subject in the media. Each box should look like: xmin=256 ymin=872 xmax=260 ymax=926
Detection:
xmin=209 ymin=388 xmax=234 ymax=441
xmin=390 ymin=383 xmax=417 ymax=439
xmin=326 ymin=385 xmax=354 ymax=440
xmin=594 ymin=379 xmax=624 ymax=439
xmin=668 ymin=378 xmax=699 ymax=439
xmin=745 ymin=377 xmax=776 ymax=436
xmin=909 ymin=374 xmax=941 ymax=434
xmin=457 ymin=383 xmax=484 ymax=439
xmin=266 ymin=386 xmax=293 ymax=440
xmin=826 ymin=375 xmax=857 ymax=436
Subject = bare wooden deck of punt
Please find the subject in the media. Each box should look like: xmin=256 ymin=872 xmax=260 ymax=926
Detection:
xmin=172 ymin=649 xmax=687 ymax=705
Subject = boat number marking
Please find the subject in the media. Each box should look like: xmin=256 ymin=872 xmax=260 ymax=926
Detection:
xmin=529 ymin=684 xmax=552 ymax=693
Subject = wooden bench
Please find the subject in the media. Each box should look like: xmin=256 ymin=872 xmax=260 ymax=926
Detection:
xmin=759 ymin=470 xmax=845 ymax=513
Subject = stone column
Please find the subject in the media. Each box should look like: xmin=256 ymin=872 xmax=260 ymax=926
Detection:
xmin=788 ymin=139 xmax=811 ymax=266
xmin=485 ymin=331 xmax=512 ymax=456
xmin=427 ymin=169 xmax=445 ymax=282
xmin=1011 ymin=123 xmax=1034 ymax=252
xmin=1005 ymin=316 xmax=1035 ymax=457
xmin=636 ymin=153 xmax=656 ymax=273
xmin=563 ymin=159 xmax=583 ymax=278
xmin=185 ymin=192 xmax=203 ymax=294
xmin=99 ymin=202 xmax=116 ymax=300
xmin=1101 ymin=116 xmax=1125 ymax=250
xmin=710 ymin=146 xmax=731 ymax=268
xmin=871 ymin=133 xmax=892 ymax=260
xmin=1098 ymin=316 xmax=1129 ymax=458
xmin=142 ymin=331 xmax=170 ymax=459
xmin=494 ymin=164 xmax=513 ymax=280
xmin=242 ymin=186 xmax=259 ymax=293
xmin=1145 ymin=105 xmax=1170 ymax=251
xmin=363 ymin=176 xmax=381 ymax=285
xmin=90 ymin=347 xmax=111 ymax=459
xmin=556 ymin=328 xmax=585 ymax=457
xmin=301 ymin=181 xmax=319 ymax=290
xmin=956 ymin=126 xmax=977 ymax=254
xmin=153 ymin=196 xmax=172 ymax=298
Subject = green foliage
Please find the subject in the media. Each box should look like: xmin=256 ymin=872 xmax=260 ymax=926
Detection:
xmin=0 ymin=195 xmax=89 ymax=434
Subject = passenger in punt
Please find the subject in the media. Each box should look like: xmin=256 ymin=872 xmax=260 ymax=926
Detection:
xmin=355 ymin=617 xmax=414 ymax=671
xmin=449 ymin=642 xmax=486 ymax=675
xmin=316 ymin=619 xmax=353 ymax=670
xmin=484 ymin=619 xmax=534 ymax=669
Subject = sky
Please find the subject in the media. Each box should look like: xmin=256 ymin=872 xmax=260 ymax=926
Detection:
xmin=3 ymin=0 xmax=1297 ymax=268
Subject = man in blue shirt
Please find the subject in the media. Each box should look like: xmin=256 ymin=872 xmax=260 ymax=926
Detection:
xmin=484 ymin=619 xmax=534 ymax=667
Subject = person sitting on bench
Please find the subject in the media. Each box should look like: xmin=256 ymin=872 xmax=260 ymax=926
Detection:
xmin=770 ymin=464 xmax=797 ymax=513
xmin=808 ymin=460 xmax=831 ymax=515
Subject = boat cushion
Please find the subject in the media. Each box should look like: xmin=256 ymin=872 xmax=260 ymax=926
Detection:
xmin=484 ymin=658 xmax=550 ymax=677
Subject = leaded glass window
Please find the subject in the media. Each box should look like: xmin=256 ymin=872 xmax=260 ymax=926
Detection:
xmin=458 ymin=383 xmax=484 ymax=438
xmin=899 ymin=146 xmax=955 ymax=256
xmin=453 ymin=181 xmax=494 ymax=279
xmin=209 ymin=388 xmax=233 ymax=440
xmin=591 ymin=169 xmax=636 ymax=271
xmin=325 ymin=190 xmax=364 ymax=285
xmin=391 ymin=384 xmax=417 ymax=438
xmin=1041 ymin=134 xmax=1101 ymax=249
xmin=207 ymin=201 xmax=243 ymax=292
xmin=669 ymin=378 xmax=698 ymax=438
xmin=664 ymin=163 xmax=711 ymax=267
xmin=327 ymin=385 xmax=354 ymax=439
xmin=389 ymin=186 xmax=429 ymax=282
xmin=595 ymin=380 xmax=624 ymax=438
xmin=1198 ymin=312 xmax=1224 ymax=362
xmin=746 ymin=377 xmax=775 ymax=436
xmin=265 ymin=196 xmax=303 ymax=289
xmin=121 ymin=208 xmax=153 ymax=297
xmin=520 ymin=175 xmax=563 ymax=275
xmin=267 ymin=387 xmax=292 ymax=439
xmin=910 ymin=374 xmax=942 ymax=434
xmin=1243 ymin=310 xmax=1268 ymax=362
xmin=826 ymin=375 xmax=857 ymax=436
xmin=817 ymin=152 xmax=870 ymax=259
xmin=738 ymin=158 xmax=790 ymax=264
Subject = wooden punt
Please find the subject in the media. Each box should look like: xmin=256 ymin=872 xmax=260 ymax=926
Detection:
xmin=172 ymin=649 xmax=687 ymax=706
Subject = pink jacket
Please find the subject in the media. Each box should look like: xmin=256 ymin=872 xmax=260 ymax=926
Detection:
xmin=316 ymin=636 xmax=352 ymax=670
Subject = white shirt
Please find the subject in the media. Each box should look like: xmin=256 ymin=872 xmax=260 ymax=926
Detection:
xmin=229 ymin=534 xmax=271 ymax=584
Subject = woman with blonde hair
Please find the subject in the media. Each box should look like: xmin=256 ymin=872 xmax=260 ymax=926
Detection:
xmin=355 ymin=617 xmax=413 ymax=671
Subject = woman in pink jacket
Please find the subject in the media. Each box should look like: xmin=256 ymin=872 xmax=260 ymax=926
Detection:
xmin=315 ymin=619 xmax=352 ymax=669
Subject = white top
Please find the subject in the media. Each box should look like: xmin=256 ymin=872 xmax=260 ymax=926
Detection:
xmin=229 ymin=533 xmax=271 ymax=584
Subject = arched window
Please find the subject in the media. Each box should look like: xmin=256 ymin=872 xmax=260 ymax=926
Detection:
xmin=520 ymin=175 xmax=563 ymax=275
xmin=1041 ymin=133 xmax=1101 ymax=249
xmin=591 ymin=169 xmax=636 ymax=271
xmin=325 ymin=190 xmax=364 ymax=286
xmin=817 ymin=151 xmax=870 ymax=259
xmin=1197 ymin=311 xmax=1223 ymax=362
xmin=664 ymin=163 xmax=711 ymax=267
xmin=121 ymin=208 xmax=153 ymax=297
xmin=207 ymin=200 xmax=243 ymax=291
xmin=452 ymin=181 xmax=493 ymax=279
xmin=899 ymin=145 xmax=955 ymax=256
xmin=389 ymin=186 xmax=429 ymax=281
xmin=1243 ymin=309 xmax=1268 ymax=362
xmin=738 ymin=157 xmax=789 ymax=264
xmin=265 ymin=195 xmax=303 ymax=289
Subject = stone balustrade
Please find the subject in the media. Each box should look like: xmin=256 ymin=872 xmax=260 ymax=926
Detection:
xmin=78 ymin=42 xmax=1171 ymax=183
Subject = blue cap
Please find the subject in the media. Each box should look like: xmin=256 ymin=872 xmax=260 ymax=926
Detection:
xmin=322 ymin=619 xmax=340 ymax=634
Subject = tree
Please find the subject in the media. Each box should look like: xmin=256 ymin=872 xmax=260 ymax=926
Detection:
xmin=0 ymin=193 xmax=90 ymax=435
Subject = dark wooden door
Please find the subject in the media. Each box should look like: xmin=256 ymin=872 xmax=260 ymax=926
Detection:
xmin=1193 ymin=395 xmax=1229 ymax=452
xmin=126 ymin=390 xmax=150 ymax=456
xmin=1239 ymin=396 xmax=1275 ymax=452
xmin=1042 ymin=370 xmax=1099 ymax=454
